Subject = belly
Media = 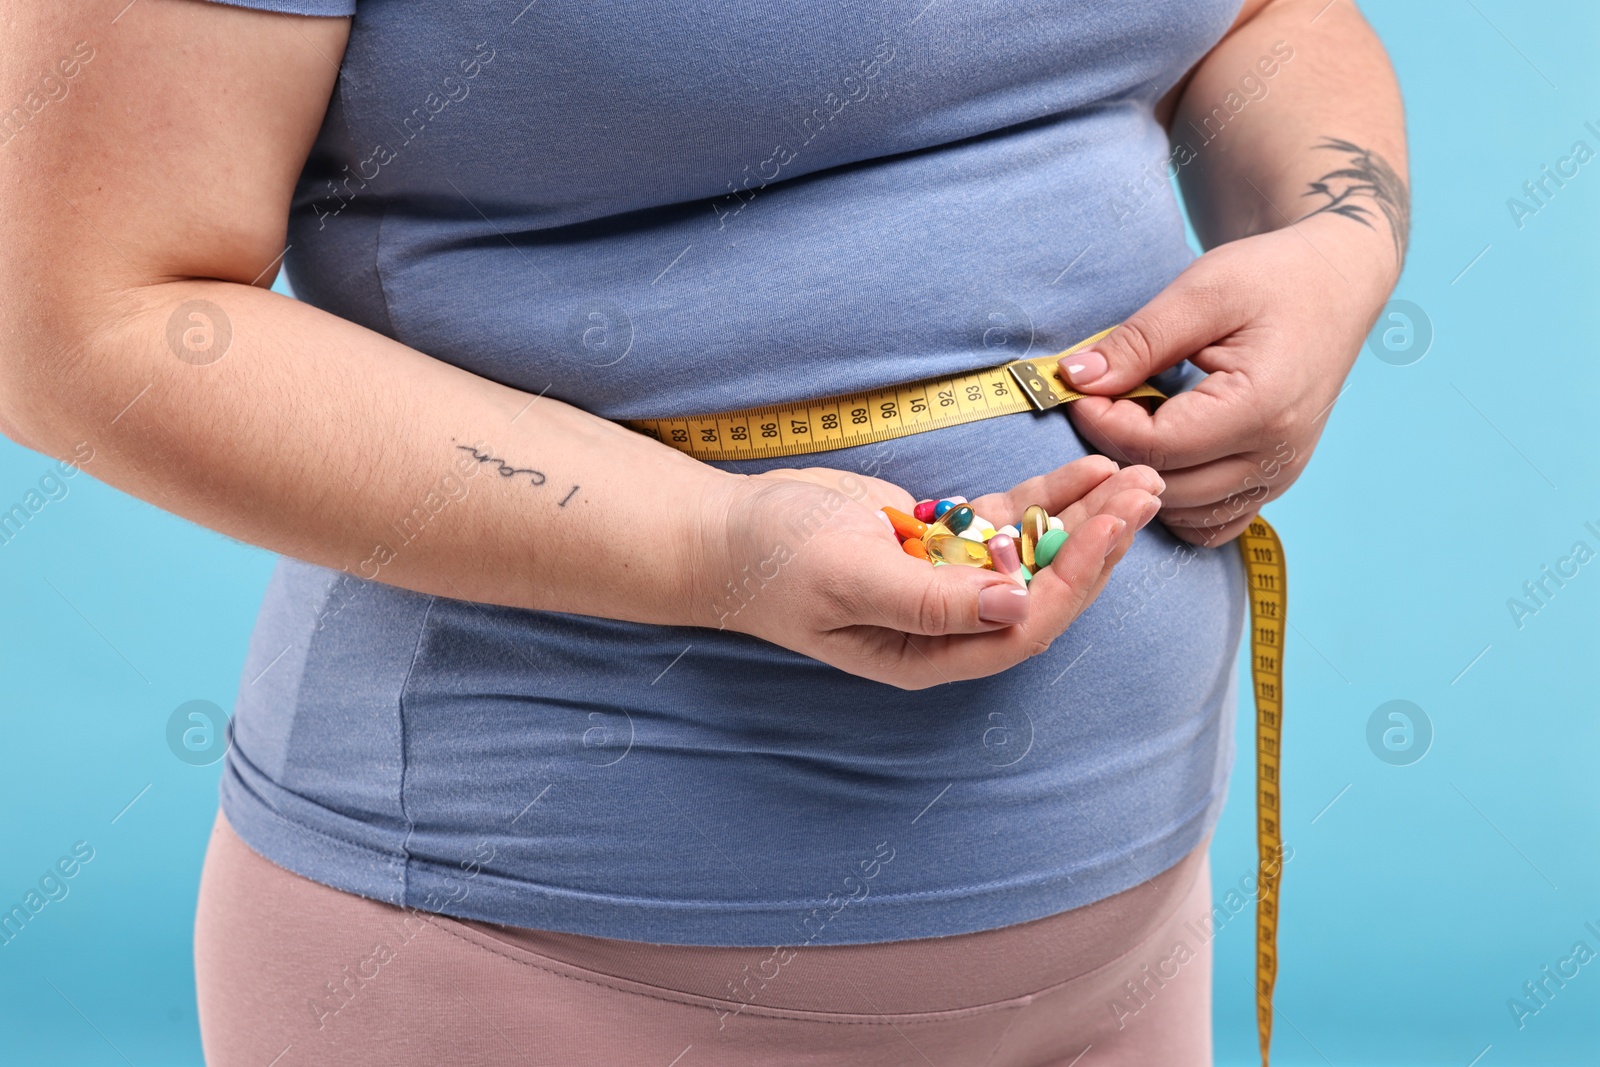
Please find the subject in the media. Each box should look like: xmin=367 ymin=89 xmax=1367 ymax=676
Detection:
xmin=229 ymin=402 xmax=1244 ymax=943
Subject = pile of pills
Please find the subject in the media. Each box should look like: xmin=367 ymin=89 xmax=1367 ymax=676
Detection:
xmin=882 ymin=497 xmax=1067 ymax=587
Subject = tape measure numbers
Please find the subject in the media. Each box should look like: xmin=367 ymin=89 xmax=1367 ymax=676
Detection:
xmin=625 ymin=328 xmax=1162 ymax=462
xmin=627 ymin=329 xmax=1288 ymax=1067
xmin=1240 ymin=517 xmax=1286 ymax=1067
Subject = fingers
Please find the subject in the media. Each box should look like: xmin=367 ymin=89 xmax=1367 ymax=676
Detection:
xmin=1056 ymin=256 xmax=1252 ymax=394
xmin=1057 ymin=486 xmax=1162 ymax=606
xmin=968 ymin=456 xmax=1165 ymax=533
xmin=833 ymin=549 xmax=1033 ymax=638
xmin=1067 ymin=374 xmax=1259 ymax=471
xmin=882 ymin=514 xmax=1127 ymax=683
xmin=1007 ymin=513 xmax=1128 ymax=636
xmin=1156 ymin=450 xmax=1301 ymax=510
xmin=1159 ymin=494 xmax=1275 ymax=530
xmin=1160 ymin=508 xmax=1259 ymax=547
xmin=1054 ymin=463 xmax=1165 ymax=533
xmin=910 ymin=487 xmax=1161 ymax=672
xmin=817 ymin=486 xmax=1162 ymax=687
xmin=836 ymin=481 xmax=1158 ymax=640
xmin=966 ymin=454 xmax=1119 ymax=525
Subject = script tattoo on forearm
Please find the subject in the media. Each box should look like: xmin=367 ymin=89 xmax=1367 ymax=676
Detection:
xmin=1299 ymin=137 xmax=1411 ymax=264
xmin=454 ymin=442 xmax=546 ymax=486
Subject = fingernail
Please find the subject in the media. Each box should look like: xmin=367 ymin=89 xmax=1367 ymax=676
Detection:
xmin=1060 ymin=350 xmax=1108 ymax=388
xmin=1137 ymin=497 xmax=1160 ymax=529
xmin=978 ymin=585 xmax=1029 ymax=624
xmin=1103 ymin=518 xmax=1127 ymax=557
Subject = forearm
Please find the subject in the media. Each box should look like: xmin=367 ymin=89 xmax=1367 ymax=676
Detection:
xmin=4 ymin=279 xmax=738 ymax=628
xmin=1169 ymin=0 xmax=1408 ymax=297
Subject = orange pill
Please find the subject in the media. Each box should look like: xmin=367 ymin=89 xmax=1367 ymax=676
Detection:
xmin=902 ymin=538 xmax=931 ymax=561
xmin=882 ymin=507 xmax=928 ymax=541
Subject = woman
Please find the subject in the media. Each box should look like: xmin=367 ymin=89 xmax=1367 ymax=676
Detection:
xmin=0 ymin=0 xmax=1405 ymax=1062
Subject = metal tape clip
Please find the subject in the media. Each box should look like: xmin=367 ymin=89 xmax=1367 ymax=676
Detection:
xmin=1006 ymin=360 xmax=1062 ymax=412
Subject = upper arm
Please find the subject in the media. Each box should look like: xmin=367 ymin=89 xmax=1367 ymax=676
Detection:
xmin=1154 ymin=0 xmax=1285 ymax=129
xmin=0 ymin=0 xmax=348 ymax=322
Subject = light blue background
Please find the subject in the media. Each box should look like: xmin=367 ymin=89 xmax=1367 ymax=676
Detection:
xmin=1 ymin=1 xmax=1595 ymax=1062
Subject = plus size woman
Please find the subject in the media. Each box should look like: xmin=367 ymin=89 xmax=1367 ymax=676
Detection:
xmin=0 ymin=0 xmax=1406 ymax=1063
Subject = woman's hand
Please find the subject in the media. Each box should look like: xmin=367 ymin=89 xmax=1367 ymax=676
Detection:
xmin=1058 ymin=215 xmax=1393 ymax=545
xmin=690 ymin=456 xmax=1163 ymax=689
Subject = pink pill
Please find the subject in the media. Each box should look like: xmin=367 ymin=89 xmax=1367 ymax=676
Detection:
xmin=913 ymin=499 xmax=938 ymax=523
xmin=987 ymin=534 xmax=1022 ymax=578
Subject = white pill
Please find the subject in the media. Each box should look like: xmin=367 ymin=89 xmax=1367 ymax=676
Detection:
xmin=998 ymin=525 xmax=1020 ymax=539
xmin=958 ymin=528 xmax=987 ymax=542
xmin=1047 ymin=516 xmax=1065 ymax=532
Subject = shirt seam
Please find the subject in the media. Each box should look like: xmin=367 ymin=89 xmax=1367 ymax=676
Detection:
xmin=395 ymin=593 xmax=438 ymax=907
xmin=338 ymin=61 xmax=401 ymax=343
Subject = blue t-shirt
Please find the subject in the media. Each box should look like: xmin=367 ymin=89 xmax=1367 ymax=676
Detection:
xmin=219 ymin=0 xmax=1247 ymax=945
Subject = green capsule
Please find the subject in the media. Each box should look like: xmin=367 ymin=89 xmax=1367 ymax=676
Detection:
xmin=1019 ymin=505 xmax=1049 ymax=568
xmin=926 ymin=535 xmax=992 ymax=568
xmin=1035 ymin=528 xmax=1069 ymax=567
xmin=941 ymin=504 xmax=975 ymax=535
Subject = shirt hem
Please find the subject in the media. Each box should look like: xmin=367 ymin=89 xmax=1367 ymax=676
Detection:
xmin=218 ymin=769 xmax=1232 ymax=946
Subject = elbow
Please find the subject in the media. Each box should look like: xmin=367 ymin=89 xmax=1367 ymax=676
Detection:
xmin=0 ymin=367 xmax=99 ymax=471
xmin=0 ymin=352 xmax=52 ymax=455
xmin=0 ymin=309 xmax=98 ymax=460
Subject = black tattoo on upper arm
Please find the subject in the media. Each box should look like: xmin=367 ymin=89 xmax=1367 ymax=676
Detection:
xmin=1299 ymin=137 xmax=1411 ymax=264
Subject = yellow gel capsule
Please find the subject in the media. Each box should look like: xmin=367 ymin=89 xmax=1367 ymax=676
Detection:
xmin=926 ymin=535 xmax=992 ymax=568
xmin=921 ymin=520 xmax=954 ymax=542
xmin=1020 ymin=505 xmax=1049 ymax=568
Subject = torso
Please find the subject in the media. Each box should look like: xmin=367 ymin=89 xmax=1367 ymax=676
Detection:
xmin=222 ymin=0 xmax=1248 ymax=945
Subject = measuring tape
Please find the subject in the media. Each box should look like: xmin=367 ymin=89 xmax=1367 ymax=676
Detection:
xmin=628 ymin=327 xmax=1287 ymax=1066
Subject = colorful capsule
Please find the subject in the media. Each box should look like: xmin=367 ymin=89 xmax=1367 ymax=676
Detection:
xmin=1020 ymin=505 xmax=1049 ymax=568
xmin=942 ymin=504 xmax=975 ymax=534
xmin=913 ymin=499 xmax=938 ymax=523
xmin=922 ymin=520 xmax=954 ymax=541
xmin=882 ymin=506 xmax=927 ymax=541
xmin=926 ymin=535 xmax=992 ymax=568
xmin=902 ymin=537 xmax=930 ymax=561
xmin=1035 ymin=528 xmax=1069 ymax=567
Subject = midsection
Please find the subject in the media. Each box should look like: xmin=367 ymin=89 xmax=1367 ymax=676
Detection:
xmin=246 ymin=0 xmax=1248 ymax=941
xmin=231 ymin=404 xmax=1245 ymax=942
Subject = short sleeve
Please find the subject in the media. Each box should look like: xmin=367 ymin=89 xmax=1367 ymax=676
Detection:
xmin=204 ymin=0 xmax=356 ymax=15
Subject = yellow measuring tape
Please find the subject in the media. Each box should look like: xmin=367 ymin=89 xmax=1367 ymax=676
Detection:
xmin=628 ymin=328 xmax=1286 ymax=1066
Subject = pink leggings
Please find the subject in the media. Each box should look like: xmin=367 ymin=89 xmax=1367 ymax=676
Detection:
xmin=195 ymin=812 xmax=1213 ymax=1066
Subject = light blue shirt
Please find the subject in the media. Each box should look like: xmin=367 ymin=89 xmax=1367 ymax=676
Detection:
xmin=220 ymin=0 xmax=1246 ymax=945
